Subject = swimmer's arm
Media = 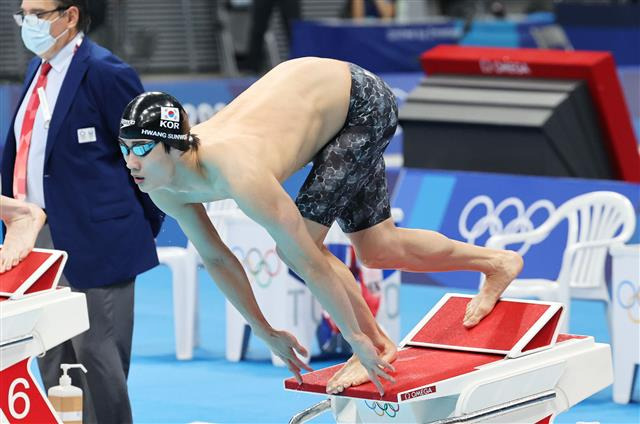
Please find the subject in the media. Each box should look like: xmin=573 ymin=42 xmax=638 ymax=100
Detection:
xmin=225 ymin=172 xmax=364 ymax=342
xmin=148 ymin=193 xmax=272 ymax=336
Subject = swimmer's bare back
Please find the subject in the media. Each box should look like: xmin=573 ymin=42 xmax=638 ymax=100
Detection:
xmin=193 ymin=58 xmax=352 ymax=182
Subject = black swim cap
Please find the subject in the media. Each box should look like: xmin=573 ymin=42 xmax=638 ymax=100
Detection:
xmin=119 ymin=91 xmax=195 ymax=151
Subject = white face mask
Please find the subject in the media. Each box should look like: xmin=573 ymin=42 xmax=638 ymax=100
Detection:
xmin=21 ymin=13 xmax=68 ymax=56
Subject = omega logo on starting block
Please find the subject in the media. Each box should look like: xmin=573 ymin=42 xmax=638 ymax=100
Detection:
xmin=399 ymin=385 xmax=436 ymax=401
xmin=478 ymin=59 xmax=531 ymax=76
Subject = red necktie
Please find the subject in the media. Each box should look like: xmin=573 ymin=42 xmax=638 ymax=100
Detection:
xmin=13 ymin=62 xmax=53 ymax=200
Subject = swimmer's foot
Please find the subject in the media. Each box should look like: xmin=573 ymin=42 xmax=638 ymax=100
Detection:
xmin=464 ymin=250 xmax=524 ymax=327
xmin=326 ymin=336 xmax=397 ymax=395
xmin=0 ymin=203 xmax=46 ymax=272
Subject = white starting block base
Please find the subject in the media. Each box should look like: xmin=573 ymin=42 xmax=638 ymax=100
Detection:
xmin=286 ymin=294 xmax=613 ymax=423
xmin=0 ymin=249 xmax=88 ymax=371
xmin=220 ymin=208 xmax=402 ymax=366
xmin=1 ymin=288 xmax=88 ymax=370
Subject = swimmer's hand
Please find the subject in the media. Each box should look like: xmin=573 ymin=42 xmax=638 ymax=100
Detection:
xmin=0 ymin=203 xmax=46 ymax=273
xmin=347 ymin=333 xmax=396 ymax=396
xmin=261 ymin=328 xmax=313 ymax=384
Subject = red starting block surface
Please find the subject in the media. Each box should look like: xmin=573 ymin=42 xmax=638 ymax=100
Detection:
xmin=0 ymin=248 xmax=67 ymax=301
xmin=402 ymin=294 xmax=563 ymax=357
xmin=285 ymin=294 xmax=566 ymax=403
xmin=285 ymin=335 xmax=583 ymax=403
xmin=286 ymin=345 xmax=502 ymax=403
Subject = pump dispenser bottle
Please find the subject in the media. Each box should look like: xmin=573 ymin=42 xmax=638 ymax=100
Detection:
xmin=47 ymin=363 xmax=87 ymax=424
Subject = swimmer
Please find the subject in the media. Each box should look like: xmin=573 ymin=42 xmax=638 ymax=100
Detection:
xmin=0 ymin=195 xmax=47 ymax=272
xmin=118 ymin=57 xmax=523 ymax=395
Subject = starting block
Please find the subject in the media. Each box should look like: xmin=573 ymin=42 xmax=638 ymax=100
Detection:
xmin=285 ymin=294 xmax=612 ymax=423
xmin=0 ymin=248 xmax=88 ymax=424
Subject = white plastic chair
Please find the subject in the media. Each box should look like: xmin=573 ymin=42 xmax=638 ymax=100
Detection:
xmin=156 ymin=246 xmax=198 ymax=360
xmin=159 ymin=199 xmax=238 ymax=360
xmin=156 ymin=199 xmax=239 ymax=361
xmin=482 ymin=191 xmax=636 ymax=332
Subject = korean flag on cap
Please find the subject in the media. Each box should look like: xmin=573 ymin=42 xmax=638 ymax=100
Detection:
xmin=160 ymin=107 xmax=180 ymax=122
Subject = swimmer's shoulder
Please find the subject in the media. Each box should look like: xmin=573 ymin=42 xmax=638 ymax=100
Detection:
xmin=194 ymin=141 xmax=242 ymax=188
xmin=198 ymin=133 xmax=260 ymax=167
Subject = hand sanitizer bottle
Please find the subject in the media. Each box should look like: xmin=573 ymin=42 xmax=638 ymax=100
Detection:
xmin=47 ymin=363 xmax=87 ymax=424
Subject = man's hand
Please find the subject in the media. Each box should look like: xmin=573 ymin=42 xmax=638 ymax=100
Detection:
xmin=0 ymin=200 xmax=46 ymax=273
xmin=262 ymin=329 xmax=314 ymax=384
xmin=348 ymin=333 xmax=396 ymax=396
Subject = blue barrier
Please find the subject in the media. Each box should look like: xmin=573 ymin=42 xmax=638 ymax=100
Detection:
xmin=555 ymin=2 xmax=640 ymax=66
xmin=291 ymin=19 xmax=464 ymax=73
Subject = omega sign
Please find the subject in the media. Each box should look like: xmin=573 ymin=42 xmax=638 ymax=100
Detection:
xmin=479 ymin=59 xmax=531 ymax=75
xmin=399 ymin=385 xmax=436 ymax=401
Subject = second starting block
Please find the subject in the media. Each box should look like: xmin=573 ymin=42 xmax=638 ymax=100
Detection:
xmin=285 ymin=293 xmax=612 ymax=423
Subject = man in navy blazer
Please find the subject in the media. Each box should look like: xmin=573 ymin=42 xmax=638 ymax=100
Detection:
xmin=1 ymin=1 xmax=163 ymax=422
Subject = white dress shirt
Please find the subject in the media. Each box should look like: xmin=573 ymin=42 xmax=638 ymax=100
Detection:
xmin=13 ymin=32 xmax=84 ymax=208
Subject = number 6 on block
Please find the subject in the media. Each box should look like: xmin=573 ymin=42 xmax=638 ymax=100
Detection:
xmin=0 ymin=358 xmax=61 ymax=423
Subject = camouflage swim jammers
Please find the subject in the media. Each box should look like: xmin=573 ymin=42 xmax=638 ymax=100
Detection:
xmin=295 ymin=63 xmax=398 ymax=233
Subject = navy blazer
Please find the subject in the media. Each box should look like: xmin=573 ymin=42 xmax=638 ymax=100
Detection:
xmin=1 ymin=38 xmax=164 ymax=289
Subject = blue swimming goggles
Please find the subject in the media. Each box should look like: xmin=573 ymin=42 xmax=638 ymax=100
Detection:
xmin=119 ymin=140 xmax=158 ymax=157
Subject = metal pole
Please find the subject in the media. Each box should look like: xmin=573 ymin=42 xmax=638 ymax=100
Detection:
xmin=289 ymin=399 xmax=332 ymax=424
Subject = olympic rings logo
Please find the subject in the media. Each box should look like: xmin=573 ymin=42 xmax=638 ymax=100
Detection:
xmin=458 ymin=195 xmax=555 ymax=255
xmin=364 ymin=401 xmax=400 ymax=418
xmin=616 ymin=280 xmax=640 ymax=324
xmin=231 ymin=247 xmax=281 ymax=288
